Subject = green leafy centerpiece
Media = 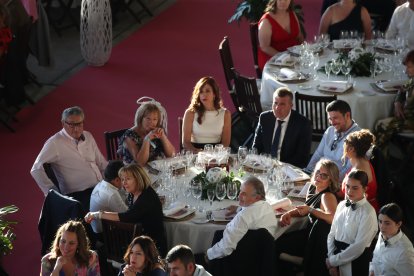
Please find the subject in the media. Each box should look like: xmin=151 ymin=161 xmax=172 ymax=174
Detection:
xmin=0 ymin=205 xmax=19 ymax=256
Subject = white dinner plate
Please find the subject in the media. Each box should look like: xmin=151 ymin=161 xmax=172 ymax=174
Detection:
xmin=192 ymin=218 xmax=209 ymax=224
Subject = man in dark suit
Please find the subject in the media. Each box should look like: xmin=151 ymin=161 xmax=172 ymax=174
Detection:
xmin=252 ymin=87 xmax=312 ymax=168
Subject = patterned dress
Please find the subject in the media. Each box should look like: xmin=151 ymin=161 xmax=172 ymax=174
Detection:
xmin=41 ymin=250 xmax=101 ymax=276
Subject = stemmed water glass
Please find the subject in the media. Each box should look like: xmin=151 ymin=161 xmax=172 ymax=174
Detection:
xmin=215 ymin=182 xmax=226 ymax=202
xmin=207 ymin=189 xmax=215 ymax=208
xmin=340 ymin=60 xmax=351 ymax=82
xmin=330 ymin=60 xmax=341 ymax=77
xmin=226 ymin=182 xmax=238 ymax=201
xmin=325 ymin=61 xmax=332 ymax=80
xmin=191 ymin=179 xmax=203 ymax=211
xmin=238 ymin=146 xmax=248 ymax=165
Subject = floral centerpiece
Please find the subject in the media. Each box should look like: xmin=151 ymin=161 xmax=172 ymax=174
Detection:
xmin=192 ymin=167 xmax=242 ymax=200
xmin=0 ymin=205 xmax=18 ymax=256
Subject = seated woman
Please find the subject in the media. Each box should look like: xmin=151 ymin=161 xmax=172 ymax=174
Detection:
xmin=40 ymin=220 xmax=100 ymax=276
xmin=275 ymin=159 xmax=339 ymax=275
xmin=118 ymin=97 xmax=175 ymax=166
xmin=376 ymin=50 xmax=414 ymax=148
xmin=182 ymin=77 xmax=231 ymax=152
xmin=369 ymin=203 xmax=414 ymax=275
xmin=119 ymin=236 xmax=166 ymax=276
xmin=319 ymin=0 xmax=372 ymax=40
xmin=257 ymin=0 xmax=303 ymax=70
xmin=326 ymin=170 xmax=378 ymax=276
xmin=85 ymin=164 xmax=167 ymax=256
xmin=339 ymin=129 xmax=378 ymax=212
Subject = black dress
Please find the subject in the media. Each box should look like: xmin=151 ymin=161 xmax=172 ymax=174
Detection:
xmin=274 ymin=185 xmax=335 ymax=276
xmin=118 ymin=186 xmax=167 ymax=257
xmin=327 ymin=5 xmax=363 ymax=40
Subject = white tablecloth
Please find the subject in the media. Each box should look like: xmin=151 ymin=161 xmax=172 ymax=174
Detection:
xmin=260 ymin=49 xmax=400 ymax=130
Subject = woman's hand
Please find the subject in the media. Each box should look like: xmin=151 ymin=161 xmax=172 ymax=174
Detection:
xmin=280 ymin=212 xmax=291 ymax=227
xmin=122 ymin=264 xmax=137 ymax=276
xmin=145 ymin=128 xmax=164 ymax=141
xmin=53 ymin=256 xmax=67 ymax=272
xmin=394 ymin=101 xmax=405 ymax=119
xmin=296 ymin=205 xmax=310 ymax=216
xmin=84 ymin=212 xmax=100 ymax=223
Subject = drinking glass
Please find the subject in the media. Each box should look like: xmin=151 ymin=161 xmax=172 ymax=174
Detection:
xmin=238 ymin=146 xmax=248 ymax=164
xmin=191 ymin=179 xmax=203 ymax=211
xmin=249 ymin=147 xmax=258 ymax=155
xmin=207 ymin=189 xmax=215 ymax=207
xmin=227 ymin=182 xmax=238 ymax=200
xmin=215 ymin=182 xmax=226 ymax=201
xmin=204 ymin=144 xmax=213 ymax=152
xmin=331 ymin=60 xmax=341 ymax=76
xmin=324 ymin=61 xmax=332 ymax=79
xmin=340 ymin=60 xmax=351 ymax=80
xmin=370 ymin=61 xmax=377 ymax=78
xmin=185 ymin=150 xmax=193 ymax=168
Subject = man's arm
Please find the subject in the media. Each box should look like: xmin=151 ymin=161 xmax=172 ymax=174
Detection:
xmin=89 ymin=133 xmax=108 ymax=173
xmin=30 ymin=139 xmax=59 ymax=195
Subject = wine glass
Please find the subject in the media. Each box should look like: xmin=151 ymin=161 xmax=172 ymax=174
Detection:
xmin=330 ymin=60 xmax=341 ymax=77
xmin=191 ymin=179 xmax=203 ymax=211
xmin=340 ymin=60 xmax=351 ymax=81
xmin=226 ymin=182 xmax=238 ymax=200
xmin=325 ymin=61 xmax=332 ymax=80
xmin=204 ymin=144 xmax=213 ymax=153
xmin=207 ymin=189 xmax=215 ymax=208
xmin=215 ymin=182 xmax=226 ymax=201
xmin=238 ymin=146 xmax=248 ymax=164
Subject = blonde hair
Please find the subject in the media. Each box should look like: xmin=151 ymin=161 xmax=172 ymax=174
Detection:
xmin=119 ymin=164 xmax=151 ymax=192
xmin=312 ymin=159 xmax=339 ymax=193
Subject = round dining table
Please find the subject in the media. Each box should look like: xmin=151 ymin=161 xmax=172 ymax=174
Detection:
xmin=260 ymin=48 xmax=404 ymax=130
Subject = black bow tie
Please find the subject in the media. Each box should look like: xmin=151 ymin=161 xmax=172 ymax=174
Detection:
xmin=382 ymin=235 xmax=389 ymax=247
xmin=345 ymin=200 xmax=356 ymax=210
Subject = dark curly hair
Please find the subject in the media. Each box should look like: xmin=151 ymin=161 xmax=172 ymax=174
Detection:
xmin=344 ymin=129 xmax=375 ymax=158
xmin=188 ymin=77 xmax=223 ymax=124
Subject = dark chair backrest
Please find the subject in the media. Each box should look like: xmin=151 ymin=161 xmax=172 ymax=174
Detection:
xmin=219 ymin=36 xmax=239 ymax=110
xmin=231 ymin=68 xmax=262 ymax=121
xmin=178 ymin=116 xmax=183 ymax=152
xmin=101 ymin=219 xmax=143 ymax=266
xmin=230 ymin=112 xmax=256 ymax=153
xmin=104 ymin=128 xmax=128 ymax=161
xmin=294 ymin=92 xmax=337 ymax=142
xmin=249 ymin=23 xmax=262 ymax=79
xmin=370 ymin=146 xmax=392 ymax=207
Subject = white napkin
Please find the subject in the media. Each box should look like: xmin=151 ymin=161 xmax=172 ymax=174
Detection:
xmin=276 ymin=53 xmax=291 ymax=64
xmin=271 ymin=198 xmax=292 ymax=210
xmin=284 ymin=165 xmax=310 ymax=181
xmin=376 ymin=80 xmax=405 ymax=91
xmin=280 ymin=68 xmax=298 ymax=79
xmin=318 ymin=81 xmax=349 ymax=92
xmin=163 ymin=201 xmax=186 ymax=216
xmin=212 ymin=209 xmax=236 ymax=221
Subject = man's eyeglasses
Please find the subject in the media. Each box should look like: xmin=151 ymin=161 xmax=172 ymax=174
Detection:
xmin=315 ymin=170 xmax=329 ymax=180
xmin=330 ymin=133 xmax=342 ymax=151
xmin=64 ymin=121 xmax=84 ymax=128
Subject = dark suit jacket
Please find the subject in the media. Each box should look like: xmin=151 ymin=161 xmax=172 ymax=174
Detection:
xmin=252 ymin=110 xmax=312 ymax=168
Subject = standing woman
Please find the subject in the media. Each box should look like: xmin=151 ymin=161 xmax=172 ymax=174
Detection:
xmin=40 ymin=220 xmax=100 ymax=276
xmin=326 ymin=170 xmax=377 ymax=276
xmin=182 ymin=77 xmax=231 ymax=153
xmin=85 ymin=164 xmax=167 ymax=256
xmin=369 ymin=203 xmax=414 ymax=276
xmin=119 ymin=236 xmax=166 ymax=276
xmin=319 ymin=0 xmax=372 ymax=40
xmin=339 ymin=129 xmax=378 ymax=212
xmin=257 ymin=0 xmax=303 ymax=70
xmin=118 ymin=97 xmax=175 ymax=166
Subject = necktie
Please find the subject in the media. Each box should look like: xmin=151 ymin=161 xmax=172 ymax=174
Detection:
xmin=382 ymin=235 xmax=389 ymax=247
xmin=271 ymin=120 xmax=284 ymax=158
xmin=345 ymin=200 xmax=356 ymax=210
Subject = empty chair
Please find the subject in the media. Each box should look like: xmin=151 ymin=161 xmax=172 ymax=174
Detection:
xmin=295 ymin=92 xmax=337 ymax=142
xmin=104 ymin=128 xmax=128 ymax=161
xmin=219 ymin=36 xmax=238 ymax=110
xmin=249 ymin=23 xmax=262 ymax=79
xmin=101 ymin=219 xmax=143 ymax=269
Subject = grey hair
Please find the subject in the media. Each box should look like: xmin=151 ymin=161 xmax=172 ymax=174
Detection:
xmin=244 ymin=176 xmax=266 ymax=200
xmin=61 ymin=106 xmax=85 ymax=122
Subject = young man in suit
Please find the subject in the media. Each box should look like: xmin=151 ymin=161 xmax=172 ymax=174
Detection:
xmin=252 ymin=87 xmax=312 ymax=168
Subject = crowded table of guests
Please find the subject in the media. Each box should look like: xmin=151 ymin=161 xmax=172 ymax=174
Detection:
xmin=30 ymin=0 xmax=414 ymax=274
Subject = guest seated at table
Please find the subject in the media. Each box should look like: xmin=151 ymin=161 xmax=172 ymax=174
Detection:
xmin=339 ymin=129 xmax=379 ymax=212
xmin=85 ymin=164 xmax=167 ymax=256
xmin=275 ymin=159 xmax=339 ymax=275
xmin=166 ymin=245 xmax=212 ymax=276
xmin=182 ymin=77 xmax=231 ymax=153
xmin=252 ymin=87 xmax=312 ymax=168
xmin=376 ymin=50 xmax=414 ymax=148
xmin=369 ymin=203 xmax=414 ymax=276
xmin=40 ymin=220 xmax=100 ymax=276
xmin=386 ymin=0 xmax=414 ymax=50
xmin=305 ymin=100 xmax=360 ymax=181
xmin=119 ymin=236 xmax=167 ymax=276
xmin=89 ymin=160 xmax=127 ymax=234
xmin=118 ymin=97 xmax=175 ymax=166
xmin=319 ymin=0 xmax=372 ymax=40
xmin=205 ymin=176 xmax=277 ymax=261
xmin=257 ymin=0 xmax=303 ymax=70
xmin=326 ymin=170 xmax=378 ymax=276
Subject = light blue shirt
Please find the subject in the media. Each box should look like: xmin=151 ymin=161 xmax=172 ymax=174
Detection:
xmin=306 ymin=122 xmax=360 ymax=181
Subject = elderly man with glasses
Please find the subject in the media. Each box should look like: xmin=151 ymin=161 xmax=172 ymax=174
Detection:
xmin=31 ymin=106 xmax=108 ymax=211
xmin=304 ymin=100 xmax=360 ymax=181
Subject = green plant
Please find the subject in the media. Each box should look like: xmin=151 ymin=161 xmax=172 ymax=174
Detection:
xmin=228 ymin=0 xmax=307 ymax=38
xmin=0 ymin=205 xmax=18 ymax=256
xmin=192 ymin=170 xmax=242 ymax=199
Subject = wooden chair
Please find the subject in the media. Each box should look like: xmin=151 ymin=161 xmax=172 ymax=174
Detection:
xmin=219 ymin=36 xmax=238 ymax=110
xmin=101 ymin=219 xmax=143 ymax=269
xmin=178 ymin=116 xmax=184 ymax=152
xmin=104 ymin=128 xmax=128 ymax=161
xmin=294 ymin=92 xmax=337 ymax=142
xmin=249 ymin=23 xmax=262 ymax=79
xmin=231 ymin=68 xmax=262 ymax=121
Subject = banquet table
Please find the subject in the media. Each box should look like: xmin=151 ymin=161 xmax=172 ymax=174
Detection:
xmin=260 ymin=48 xmax=402 ymax=130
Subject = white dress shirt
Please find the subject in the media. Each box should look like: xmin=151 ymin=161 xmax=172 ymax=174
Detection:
xmin=370 ymin=231 xmax=414 ymax=276
xmin=207 ymin=200 xmax=277 ymax=260
xmin=327 ymin=197 xmax=378 ymax=276
xmin=89 ymin=180 xmax=128 ymax=233
xmin=31 ymin=129 xmax=108 ymax=195
xmin=386 ymin=3 xmax=414 ymax=50
xmin=272 ymin=110 xmax=291 ymax=160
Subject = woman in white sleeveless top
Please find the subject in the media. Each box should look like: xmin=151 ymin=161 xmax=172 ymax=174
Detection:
xmin=183 ymin=77 xmax=231 ymax=153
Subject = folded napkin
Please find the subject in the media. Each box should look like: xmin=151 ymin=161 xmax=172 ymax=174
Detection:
xmin=376 ymin=80 xmax=405 ymax=91
xmin=271 ymin=198 xmax=292 ymax=210
xmin=212 ymin=209 xmax=236 ymax=221
xmin=318 ymin=81 xmax=349 ymax=92
xmin=283 ymin=165 xmax=311 ymax=181
xmin=163 ymin=201 xmax=186 ymax=216
xmin=280 ymin=68 xmax=298 ymax=79
xmin=275 ymin=53 xmax=291 ymax=64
